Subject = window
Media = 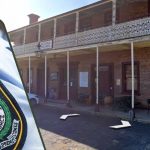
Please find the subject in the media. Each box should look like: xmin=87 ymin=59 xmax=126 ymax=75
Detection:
xmin=122 ymin=62 xmax=140 ymax=94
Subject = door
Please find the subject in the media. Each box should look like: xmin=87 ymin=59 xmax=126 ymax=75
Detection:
xmin=91 ymin=64 xmax=114 ymax=104
xmin=99 ymin=65 xmax=113 ymax=98
xmin=27 ymin=68 xmax=33 ymax=93
xmin=59 ymin=66 xmax=67 ymax=99
xmin=69 ymin=65 xmax=78 ymax=100
xmin=37 ymin=67 xmax=49 ymax=97
xmin=37 ymin=68 xmax=45 ymax=97
xmin=59 ymin=63 xmax=78 ymax=100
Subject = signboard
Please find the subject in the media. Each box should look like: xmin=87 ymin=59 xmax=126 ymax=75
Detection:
xmin=39 ymin=40 xmax=53 ymax=50
xmin=50 ymin=72 xmax=58 ymax=81
xmin=79 ymin=72 xmax=88 ymax=87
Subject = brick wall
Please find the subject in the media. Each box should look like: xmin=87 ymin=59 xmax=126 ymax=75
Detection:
xmin=40 ymin=20 xmax=54 ymax=41
xmin=17 ymin=47 xmax=150 ymax=106
xmin=116 ymin=0 xmax=149 ymax=23
xmin=25 ymin=25 xmax=39 ymax=44
xmin=79 ymin=2 xmax=112 ymax=31
xmin=10 ymin=30 xmax=24 ymax=46
xmin=56 ymin=14 xmax=76 ymax=36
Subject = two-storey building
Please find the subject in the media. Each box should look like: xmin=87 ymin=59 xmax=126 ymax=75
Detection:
xmin=9 ymin=0 xmax=150 ymax=109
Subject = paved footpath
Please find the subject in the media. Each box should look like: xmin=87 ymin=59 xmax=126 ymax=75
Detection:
xmin=32 ymin=105 xmax=150 ymax=150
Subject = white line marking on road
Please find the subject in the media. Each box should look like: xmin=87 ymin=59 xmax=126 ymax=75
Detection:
xmin=109 ymin=120 xmax=131 ymax=129
xmin=60 ymin=114 xmax=80 ymax=120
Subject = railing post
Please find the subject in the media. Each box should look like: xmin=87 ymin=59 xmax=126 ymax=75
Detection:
xmin=53 ymin=18 xmax=57 ymax=39
xmin=23 ymin=28 xmax=26 ymax=54
xmin=131 ymin=41 xmax=134 ymax=109
xmin=23 ymin=28 xmax=26 ymax=44
xmin=28 ymin=56 xmax=31 ymax=94
xmin=38 ymin=23 xmax=41 ymax=42
xmin=76 ymin=12 xmax=79 ymax=33
xmin=66 ymin=51 xmax=72 ymax=107
xmin=44 ymin=55 xmax=47 ymax=101
xmin=129 ymin=41 xmax=135 ymax=122
xmin=95 ymin=46 xmax=99 ymax=111
xmin=75 ymin=12 xmax=79 ymax=45
xmin=112 ymin=0 xmax=116 ymax=25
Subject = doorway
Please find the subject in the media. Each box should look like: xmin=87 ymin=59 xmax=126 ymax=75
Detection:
xmin=91 ymin=64 xmax=114 ymax=104
xmin=37 ymin=68 xmax=45 ymax=97
xmin=36 ymin=67 xmax=49 ymax=97
xmin=59 ymin=63 xmax=78 ymax=100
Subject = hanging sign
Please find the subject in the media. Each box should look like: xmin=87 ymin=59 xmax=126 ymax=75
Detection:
xmin=39 ymin=40 xmax=53 ymax=50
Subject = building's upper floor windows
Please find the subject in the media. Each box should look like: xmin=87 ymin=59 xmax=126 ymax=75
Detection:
xmin=116 ymin=0 xmax=149 ymax=24
xmin=10 ymin=30 xmax=24 ymax=46
xmin=25 ymin=25 xmax=39 ymax=44
xmin=40 ymin=20 xmax=54 ymax=41
xmin=79 ymin=2 xmax=112 ymax=32
xmin=56 ymin=14 xmax=76 ymax=37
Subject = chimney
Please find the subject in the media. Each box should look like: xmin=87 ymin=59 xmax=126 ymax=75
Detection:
xmin=28 ymin=13 xmax=40 ymax=25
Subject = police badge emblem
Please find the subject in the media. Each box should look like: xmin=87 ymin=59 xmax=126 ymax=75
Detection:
xmin=0 ymin=81 xmax=27 ymax=150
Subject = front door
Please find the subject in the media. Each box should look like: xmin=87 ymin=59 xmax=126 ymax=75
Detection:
xmin=59 ymin=63 xmax=78 ymax=100
xmin=37 ymin=68 xmax=45 ymax=97
xmin=69 ymin=64 xmax=78 ymax=100
xmin=91 ymin=64 xmax=114 ymax=104
xmin=37 ymin=67 xmax=49 ymax=97
xmin=59 ymin=66 xmax=67 ymax=99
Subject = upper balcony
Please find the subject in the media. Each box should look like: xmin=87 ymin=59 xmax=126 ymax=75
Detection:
xmin=9 ymin=0 xmax=150 ymax=56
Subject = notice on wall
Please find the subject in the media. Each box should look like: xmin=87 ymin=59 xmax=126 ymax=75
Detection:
xmin=116 ymin=79 xmax=121 ymax=86
xmin=79 ymin=72 xmax=88 ymax=87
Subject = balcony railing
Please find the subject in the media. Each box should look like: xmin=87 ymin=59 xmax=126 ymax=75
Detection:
xmin=13 ymin=42 xmax=39 ymax=56
xmin=54 ymin=33 xmax=77 ymax=49
xmin=13 ymin=17 xmax=150 ymax=56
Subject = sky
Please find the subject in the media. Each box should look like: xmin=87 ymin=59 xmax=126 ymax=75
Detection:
xmin=0 ymin=0 xmax=100 ymax=31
